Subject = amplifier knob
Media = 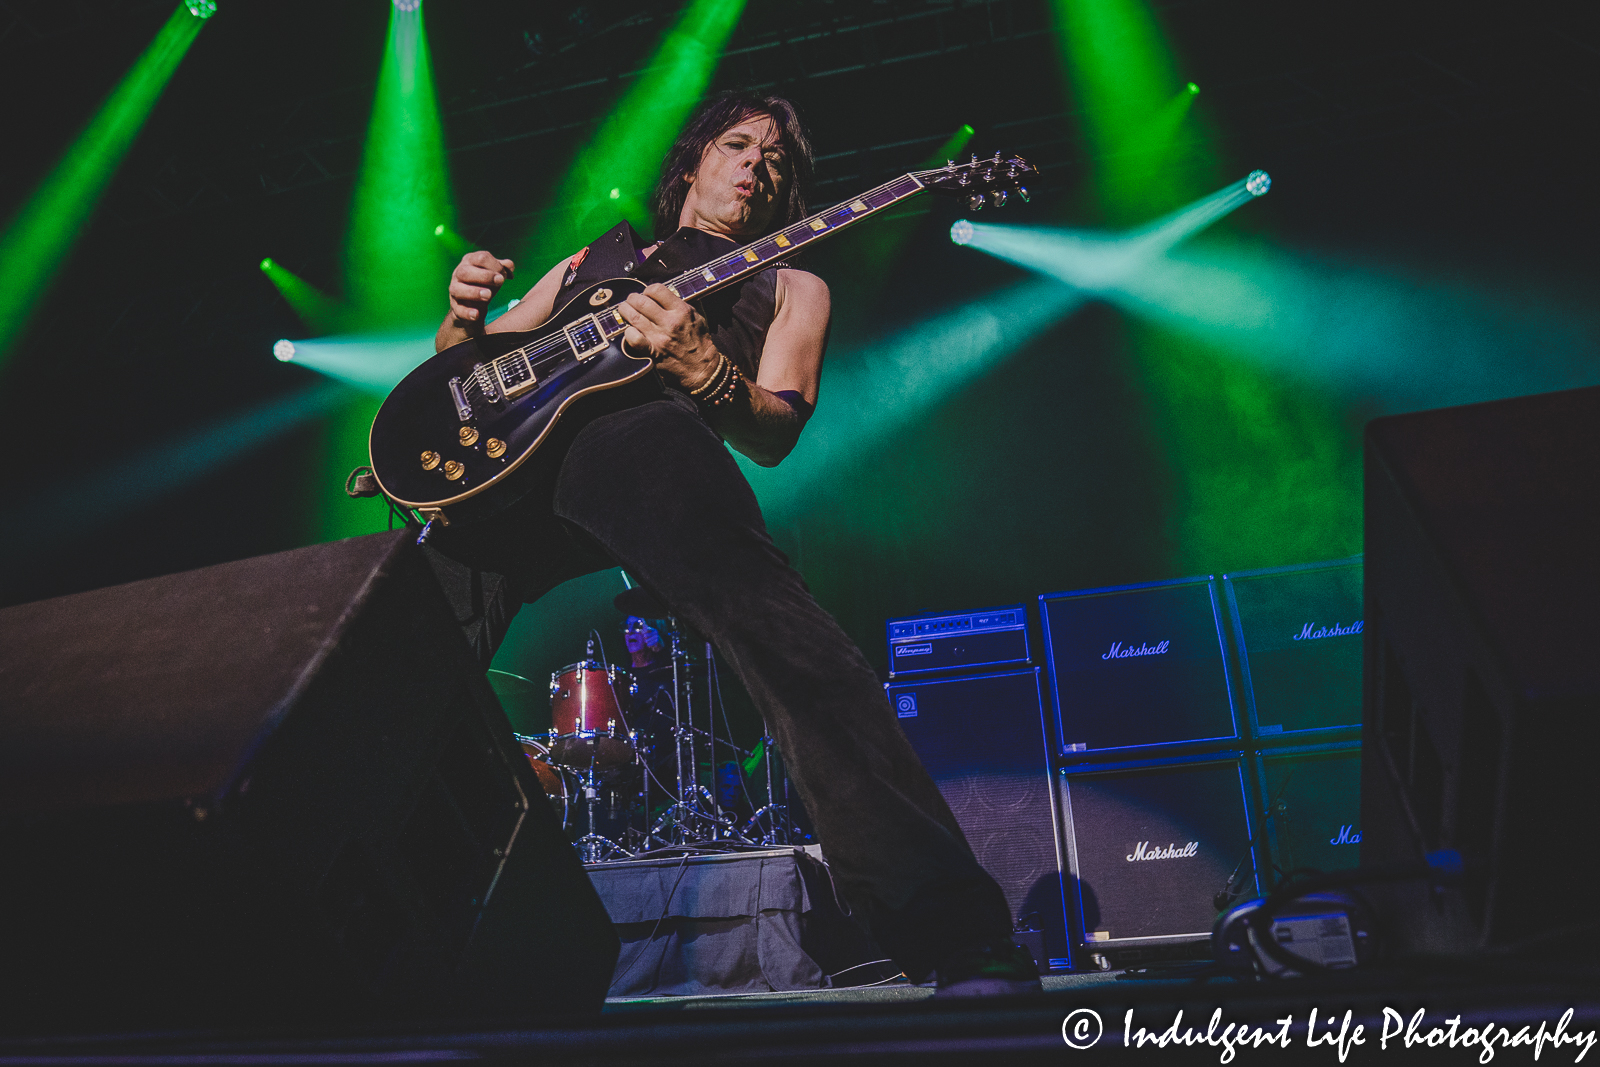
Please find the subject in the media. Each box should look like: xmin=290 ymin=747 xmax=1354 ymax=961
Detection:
xmin=459 ymin=425 xmax=480 ymax=447
xmin=486 ymin=437 xmax=506 ymax=458
xmin=420 ymin=450 xmax=440 ymax=470
xmin=442 ymin=460 xmax=465 ymax=480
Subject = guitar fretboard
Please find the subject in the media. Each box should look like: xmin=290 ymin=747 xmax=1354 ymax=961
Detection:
xmin=664 ymin=172 xmax=927 ymax=301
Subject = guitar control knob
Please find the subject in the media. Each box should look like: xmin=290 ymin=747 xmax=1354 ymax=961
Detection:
xmin=968 ymin=192 xmax=986 ymax=211
xmin=442 ymin=460 xmax=465 ymax=481
xmin=458 ymin=425 xmax=479 ymax=447
xmin=486 ymin=437 xmax=506 ymax=458
xmin=420 ymin=450 xmax=440 ymax=470
xmin=1017 ymin=186 xmax=1030 ymax=203
xmin=992 ymin=189 xmax=1008 ymax=208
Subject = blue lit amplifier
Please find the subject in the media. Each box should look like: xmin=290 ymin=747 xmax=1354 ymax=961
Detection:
xmin=886 ymin=604 xmax=1029 ymax=679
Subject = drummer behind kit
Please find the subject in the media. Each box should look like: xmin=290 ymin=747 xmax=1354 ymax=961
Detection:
xmin=502 ymin=583 xmax=804 ymax=862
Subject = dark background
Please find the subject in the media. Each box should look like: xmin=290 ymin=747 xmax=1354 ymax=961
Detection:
xmin=1 ymin=0 xmax=1595 ymax=695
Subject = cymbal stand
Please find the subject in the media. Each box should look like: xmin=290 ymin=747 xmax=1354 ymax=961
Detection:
xmin=644 ymin=618 xmax=738 ymax=848
xmin=743 ymin=724 xmax=799 ymax=846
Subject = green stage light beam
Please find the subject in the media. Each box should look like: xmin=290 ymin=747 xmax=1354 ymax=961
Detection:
xmin=432 ymin=222 xmax=473 ymax=260
xmin=951 ymin=171 xmax=1269 ymax=291
xmin=1048 ymin=0 xmax=1211 ymax=221
xmin=260 ymin=257 xmax=345 ymax=334
xmin=0 ymin=381 xmax=352 ymax=578
xmin=521 ymin=0 xmax=746 ymax=277
xmin=740 ymin=279 xmax=1084 ymax=523
xmin=1108 ymin=240 xmax=1600 ymax=410
xmin=345 ymin=0 xmax=453 ymax=328
xmin=920 ymin=124 xmax=977 ymax=169
xmin=273 ymin=330 xmax=435 ymax=395
xmin=0 ymin=2 xmax=209 ymax=368
xmin=322 ymin=0 xmax=455 ymax=545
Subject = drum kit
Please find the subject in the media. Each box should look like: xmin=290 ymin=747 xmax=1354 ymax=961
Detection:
xmin=498 ymin=584 xmax=802 ymax=862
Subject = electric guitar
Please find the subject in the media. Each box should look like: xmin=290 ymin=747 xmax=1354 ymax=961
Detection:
xmin=368 ymin=152 xmax=1036 ymax=530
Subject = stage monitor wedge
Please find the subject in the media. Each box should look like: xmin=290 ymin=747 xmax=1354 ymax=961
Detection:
xmin=1041 ymin=576 xmax=1238 ymax=756
xmin=1363 ymin=385 xmax=1600 ymax=956
xmin=1224 ymin=557 xmax=1364 ymax=740
xmin=0 ymin=531 xmax=618 ymax=1032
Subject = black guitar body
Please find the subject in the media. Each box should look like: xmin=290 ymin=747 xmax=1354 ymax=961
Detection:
xmin=369 ymin=277 xmax=655 ymax=526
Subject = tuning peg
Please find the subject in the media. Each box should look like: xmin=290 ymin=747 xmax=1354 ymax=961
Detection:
xmin=968 ymin=192 xmax=986 ymax=211
xmin=992 ymin=189 xmax=1008 ymax=208
xmin=970 ymin=153 xmax=979 ymax=165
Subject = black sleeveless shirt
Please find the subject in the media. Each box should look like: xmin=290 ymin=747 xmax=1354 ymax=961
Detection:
xmin=557 ymin=221 xmax=784 ymax=383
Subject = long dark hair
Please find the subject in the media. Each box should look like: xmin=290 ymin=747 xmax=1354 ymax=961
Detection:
xmin=651 ymin=92 xmax=815 ymax=240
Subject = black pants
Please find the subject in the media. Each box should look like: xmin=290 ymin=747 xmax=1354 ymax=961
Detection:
xmin=423 ymin=390 xmax=1012 ymax=977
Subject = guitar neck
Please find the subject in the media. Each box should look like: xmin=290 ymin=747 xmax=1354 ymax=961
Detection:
xmin=664 ymin=171 xmax=931 ymax=301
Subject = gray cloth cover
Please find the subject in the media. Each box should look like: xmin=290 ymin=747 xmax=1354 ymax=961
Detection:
xmin=588 ymin=848 xmax=828 ymax=996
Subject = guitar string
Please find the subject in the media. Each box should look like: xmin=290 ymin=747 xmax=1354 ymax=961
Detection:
xmin=456 ymin=163 xmax=1008 ymax=412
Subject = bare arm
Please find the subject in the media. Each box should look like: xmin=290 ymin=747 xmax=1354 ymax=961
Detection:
xmin=434 ymin=251 xmax=573 ymax=353
xmin=616 ymin=267 xmax=830 ymax=467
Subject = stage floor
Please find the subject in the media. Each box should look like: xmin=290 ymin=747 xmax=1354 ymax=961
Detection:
xmin=8 ymin=967 xmax=1600 ymax=1065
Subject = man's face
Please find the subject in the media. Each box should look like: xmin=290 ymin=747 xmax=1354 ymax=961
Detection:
xmin=681 ymin=114 xmax=791 ymax=238
xmin=624 ymin=616 xmax=660 ymax=655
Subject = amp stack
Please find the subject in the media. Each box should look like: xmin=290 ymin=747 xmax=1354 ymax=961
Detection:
xmin=884 ymin=606 xmax=1069 ymax=972
xmin=886 ymin=557 xmax=1366 ymax=972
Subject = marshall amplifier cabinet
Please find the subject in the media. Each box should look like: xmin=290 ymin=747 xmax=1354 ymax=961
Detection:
xmin=1224 ymin=557 xmax=1364 ymax=740
xmin=1254 ymin=744 xmax=1363 ymax=886
xmin=1060 ymin=757 xmax=1257 ymax=955
xmin=886 ymin=604 xmax=1029 ymax=679
xmin=1040 ymin=577 xmax=1238 ymax=757
xmin=885 ymin=668 xmax=1069 ymax=970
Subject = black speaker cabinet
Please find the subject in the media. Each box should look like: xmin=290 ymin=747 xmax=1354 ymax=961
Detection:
xmin=1363 ymin=385 xmax=1600 ymax=955
xmin=1224 ymin=557 xmax=1364 ymax=740
xmin=1041 ymin=577 xmax=1238 ymax=756
xmin=0 ymin=532 xmax=619 ymax=1032
xmin=885 ymin=668 xmax=1069 ymax=969
xmin=1255 ymin=744 xmax=1363 ymax=886
xmin=1060 ymin=757 xmax=1256 ymax=953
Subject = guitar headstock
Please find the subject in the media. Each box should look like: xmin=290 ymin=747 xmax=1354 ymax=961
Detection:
xmin=915 ymin=152 xmax=1037 ymax=211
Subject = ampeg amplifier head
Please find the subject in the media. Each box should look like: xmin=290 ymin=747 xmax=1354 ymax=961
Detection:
xmin=1061 ymin=757 xmax=1256 ymax=949
xmin=1040 ymin=577 xmax=1238 ymax=756
xmin=1224 ymin=558 xmax=1364 ymax=739
xmin=886 ymin=604 xmax=1029 ymax=678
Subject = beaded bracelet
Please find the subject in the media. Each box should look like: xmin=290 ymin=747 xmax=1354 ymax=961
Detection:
xmin=707 ymin=363 xmax=744 ymax=407
xmin=687 ymin=353 xmax=732 ymax=398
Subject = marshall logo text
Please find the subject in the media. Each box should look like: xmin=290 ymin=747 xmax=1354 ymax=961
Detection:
xmin=1126 ymin=841 xmax=1199 ymax=862
xmin=1102 ymin=640 xmax=1171 ymax=661
xmin=1292 ymin=620 xmax=1363 ymax=641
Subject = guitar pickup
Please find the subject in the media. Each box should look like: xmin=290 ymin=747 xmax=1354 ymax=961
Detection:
xmin=448 ymin=376 xmax=472 ymax=421
xmin=496 ymin=352 xmax=537 ymax=398
xmin=563 ymin=316 xmax=606 ymax=361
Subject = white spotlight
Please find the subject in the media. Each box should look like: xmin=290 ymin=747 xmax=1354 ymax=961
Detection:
xmin=273 ymin=339 xmax=296 ymax=362
xmin=950 ymin=219 xmax=975 ymax=246
xmin=1246 ymin=170 xmax=1271 ymax=197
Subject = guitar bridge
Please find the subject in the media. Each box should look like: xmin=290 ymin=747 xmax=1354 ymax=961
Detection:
xmin=448 ymin=376 xmax=472 ymax=421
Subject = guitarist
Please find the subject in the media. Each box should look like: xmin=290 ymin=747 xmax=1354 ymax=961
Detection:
xmin=422 ymin=91 xmax=1040 ymax=996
